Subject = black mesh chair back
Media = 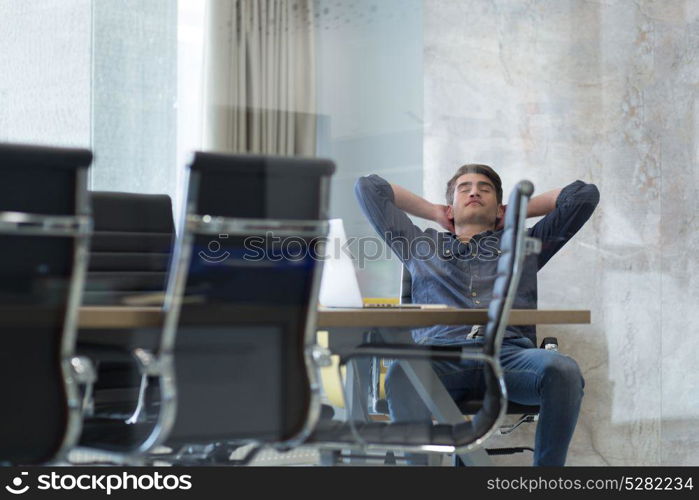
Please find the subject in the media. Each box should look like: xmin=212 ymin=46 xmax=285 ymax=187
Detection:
xmin=0 ymin=143 xmax=92 ymax=464
xmin=83 ymin=192 xmax=175 ymax=306
xmin=161 ymin=153 xmax=334 ymax=453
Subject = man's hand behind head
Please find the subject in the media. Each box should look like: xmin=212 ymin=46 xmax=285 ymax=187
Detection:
xmin=433 ymin=204 xmax=455 ymax=233
xmin=495 ymin=204 xmax=507 ymax=231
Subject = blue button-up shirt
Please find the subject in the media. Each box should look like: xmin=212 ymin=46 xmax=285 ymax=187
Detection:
xmin=354 ymin=175 xmax=600 ymax=346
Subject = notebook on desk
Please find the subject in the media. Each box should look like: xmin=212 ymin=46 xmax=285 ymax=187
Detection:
xmin=318 ymin=219 xmax=447 ymax=310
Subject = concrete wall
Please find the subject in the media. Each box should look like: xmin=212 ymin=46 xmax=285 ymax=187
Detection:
xmin=0 ymin=0 xmax=92 ymax=147
xmin=423 ymin=0 xmax=699 ymax=465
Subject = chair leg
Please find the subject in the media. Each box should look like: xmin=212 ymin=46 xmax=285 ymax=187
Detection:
xmin=456 ymin=449 xmax=493 ymax=465
xmin=125 ymin=373 xmax=149 ymax=424
xmin=485 ymin=447 xmax=534 ymax=456
xmin=499 ymin=414 xmax=537 ymax=435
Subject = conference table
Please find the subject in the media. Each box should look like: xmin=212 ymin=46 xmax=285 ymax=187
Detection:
xmin=77 ymin=305 xmax=590 ymax=465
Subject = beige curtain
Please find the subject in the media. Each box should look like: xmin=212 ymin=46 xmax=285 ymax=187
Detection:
xmin=202 ymin=0 xmax=316 ymax=156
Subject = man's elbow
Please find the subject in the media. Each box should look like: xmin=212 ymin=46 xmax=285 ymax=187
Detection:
xmin=573 ymin=182 xmax=600 ymax=216
xmin=585 ymin=183 xmax=600 ymax=208
xmin=354 ymin=176 xmax=372 ymax=203
xmin=355 ymin=174 xmax=392 ymax=202
xmin=557 ymin=180 xmax=600 ymax=211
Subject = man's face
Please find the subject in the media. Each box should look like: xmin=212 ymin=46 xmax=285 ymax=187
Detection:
xmin=447 ymin=173 xmax=504 ymax=228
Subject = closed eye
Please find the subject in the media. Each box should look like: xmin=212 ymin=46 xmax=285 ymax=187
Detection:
xmin=456 ymin=181 xmax=495 ymax=193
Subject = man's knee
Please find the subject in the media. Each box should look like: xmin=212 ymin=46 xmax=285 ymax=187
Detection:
xmin=541 ymin=355 xmax=585 ymax=394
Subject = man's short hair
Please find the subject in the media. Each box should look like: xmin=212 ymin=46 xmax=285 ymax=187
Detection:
xmin=445 ymin=164 xmax=503 ymax=205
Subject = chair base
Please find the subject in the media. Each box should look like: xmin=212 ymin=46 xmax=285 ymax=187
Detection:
xmin=485 ymin=446 xmax=534 ymax=456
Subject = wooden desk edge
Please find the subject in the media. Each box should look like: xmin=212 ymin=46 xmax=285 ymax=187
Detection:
xmin=79 ymin=306 xmax=163 ymax=329
xmin=79 ymin=307 xmax=591 ymax=329
xmin=316 ymin=309 xmax=591 ymax=328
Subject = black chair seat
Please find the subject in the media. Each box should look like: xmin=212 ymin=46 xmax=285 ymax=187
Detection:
xmin=374 ymin=397 xmax=539 ymax=417
xmin=458 ymin=400 xmax=540 ymax=415
xmin=310 ymin=420 xmax=481 ymax=447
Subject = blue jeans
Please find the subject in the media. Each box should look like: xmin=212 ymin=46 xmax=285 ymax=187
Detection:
xmin=384 ymin=336 xmax=585 ymax=466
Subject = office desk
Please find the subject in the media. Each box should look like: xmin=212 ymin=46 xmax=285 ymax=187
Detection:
xmin=78 ymin=306 xmax=590 ymax=329
xmin=77 ymin=305 xmax=590 ymax=465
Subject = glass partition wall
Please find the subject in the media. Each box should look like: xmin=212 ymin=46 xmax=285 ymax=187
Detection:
xmin=0 ymin=0 xmax=697 ymax=466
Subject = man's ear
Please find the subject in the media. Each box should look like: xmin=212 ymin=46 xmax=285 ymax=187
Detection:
xmin=496 ymin=204 xmax=504 ymax=220
xmin=446 ymin=205 xmax=454 ymax=220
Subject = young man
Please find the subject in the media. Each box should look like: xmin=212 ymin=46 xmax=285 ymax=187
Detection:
xmin=354 ymin=164 xmax=599 ymax=466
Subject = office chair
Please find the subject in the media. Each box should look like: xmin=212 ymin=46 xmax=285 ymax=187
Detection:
xmin=148 ymin=152 xmax=335 ymax=465
xmin=74 ymin=192 xmax=176 ymax=462
xmin=362 ymin=266 xmax=559 ymax=464
xmin=82 ymin=191 xmax=174 ymax=306
xmin=305 ymin=180 xmax=540 ymax=464
xmin=0 ymin=142 xmax=93 ymax=464
xmin=75 ymin=193 xmax=177 ymax=463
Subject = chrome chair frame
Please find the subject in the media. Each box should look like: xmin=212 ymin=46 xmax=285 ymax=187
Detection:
xmin=153 ymin=160 xmax=333 ymax=463
xmin=307 ymin=180 xmax=538 ymax=458
xmin=77 ymin=192 xmax=175 ymax=434
xmin=74 ymin=220 xmax=178 ymax=463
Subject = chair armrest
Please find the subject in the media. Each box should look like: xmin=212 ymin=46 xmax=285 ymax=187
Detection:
xmin=539 ymin=337 xmax=558 ymax=351
xmin=341 ymin=343 xmax=469 ymax=364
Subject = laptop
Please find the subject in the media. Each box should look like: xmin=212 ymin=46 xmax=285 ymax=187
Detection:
xmin=318 ymin=219 xmax=446 ymax=309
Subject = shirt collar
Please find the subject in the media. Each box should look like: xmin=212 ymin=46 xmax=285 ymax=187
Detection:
xmin=449 ymin=228 xmax=499 ymax=242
